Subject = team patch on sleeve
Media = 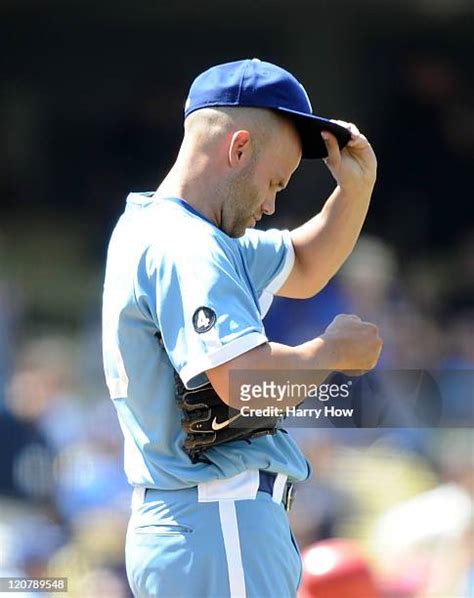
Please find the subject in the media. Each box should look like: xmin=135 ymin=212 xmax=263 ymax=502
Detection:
xmin=192 ymin=306 xmax=217 ymax=334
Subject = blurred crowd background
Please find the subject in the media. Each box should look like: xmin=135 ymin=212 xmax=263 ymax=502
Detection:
xmin=0 ymin=1 xmax=472 ymax=597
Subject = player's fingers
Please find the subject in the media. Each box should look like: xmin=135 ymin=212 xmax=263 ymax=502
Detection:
xmin=336 ymin=314 xmax=362 ymax=323
xmin=348 ymin=135 xmax=370 ymax=152
xmin=321 ymin=130 xmax=340 ymax=165
xmin=330 ymin=120 xmax=369 ymax=148
xmin=330 ymin=119 xmax=360 ymax=137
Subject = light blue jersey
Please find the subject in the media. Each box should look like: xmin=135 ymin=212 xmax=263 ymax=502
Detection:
xmin=102 ymin=192 xmax=310 ymax=490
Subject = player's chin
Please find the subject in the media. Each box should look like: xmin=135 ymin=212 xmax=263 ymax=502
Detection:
xmin=246 ymin=216 xmax=257 ymax=230
xmin=226 ymin=226 xmax=247 ymax=239
xmin=227 ymin=220 xmax=254 ymax=238
xmin=245 ymin=218 xmax=257 ymax=234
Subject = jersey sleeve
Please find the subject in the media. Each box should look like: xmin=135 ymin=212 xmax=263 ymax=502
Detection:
xmin=237 ymin=228 xmax=295 ymax=316
xmin=142 ymin=235 xmax=268 ymax=389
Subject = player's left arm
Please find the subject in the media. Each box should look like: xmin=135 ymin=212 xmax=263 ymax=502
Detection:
xmin=278 ymin=121 xmax=377 ymax=299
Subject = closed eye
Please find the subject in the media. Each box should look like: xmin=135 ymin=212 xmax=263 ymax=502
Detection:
xmin=272 ymin=181 xmax=286 ymax=191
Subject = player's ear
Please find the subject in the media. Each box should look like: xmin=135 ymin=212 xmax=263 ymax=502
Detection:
xmin=228 ymin=130 xmax=252 ymax=168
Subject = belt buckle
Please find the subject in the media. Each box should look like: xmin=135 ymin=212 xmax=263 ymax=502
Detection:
xmin=284 ymin=483 xmax=295 ymax=512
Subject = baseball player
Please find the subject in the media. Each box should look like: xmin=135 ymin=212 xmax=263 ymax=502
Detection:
xmin=102 ymin=58 xmax=381 ymax=598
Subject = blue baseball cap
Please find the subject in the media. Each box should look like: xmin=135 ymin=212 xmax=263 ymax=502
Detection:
xmin=184 ymin=58 xmax=351 ymax=159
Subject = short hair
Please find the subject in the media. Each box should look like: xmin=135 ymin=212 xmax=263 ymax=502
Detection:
xmin=184 ymin=106 xmax=286 ymax=154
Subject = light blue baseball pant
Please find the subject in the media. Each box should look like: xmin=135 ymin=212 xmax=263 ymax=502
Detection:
xmin=125 ymin=470 xmax=302 ymax=598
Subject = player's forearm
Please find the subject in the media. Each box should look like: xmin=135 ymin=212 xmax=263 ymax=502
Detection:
xmin=290 ymin=183 xmax=373 ymax=297
xmin=207 ymin=337 xmax=336 ymax=410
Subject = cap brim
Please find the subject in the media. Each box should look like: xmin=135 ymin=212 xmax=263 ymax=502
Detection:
xmin=277 ymin=107 xmax=352 ymax=159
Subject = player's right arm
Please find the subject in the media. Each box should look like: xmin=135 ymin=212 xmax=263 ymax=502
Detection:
xmin=206 ymin=314 xmax=382 ymax=410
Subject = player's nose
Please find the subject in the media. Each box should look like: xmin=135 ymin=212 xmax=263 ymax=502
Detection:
xmin=262 ymin=194 xmax=276 ymax=216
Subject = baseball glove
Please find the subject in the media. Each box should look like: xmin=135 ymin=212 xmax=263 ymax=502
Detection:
xmin=175 ymin=373 xmax=283 ymax=462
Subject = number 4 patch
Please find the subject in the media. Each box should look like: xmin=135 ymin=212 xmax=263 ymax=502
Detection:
xmin=192 ymin=306 xmax=217 ymax=334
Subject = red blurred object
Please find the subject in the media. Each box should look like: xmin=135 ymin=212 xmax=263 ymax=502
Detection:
xmin=298 ymin=538 xmax=381 ymax=598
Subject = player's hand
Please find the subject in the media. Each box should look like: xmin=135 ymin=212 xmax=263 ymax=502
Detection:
xmin=321 ymin=313 xmax=382 ymax=374
xmin=321 ymin=121 xmax=377 ymax=193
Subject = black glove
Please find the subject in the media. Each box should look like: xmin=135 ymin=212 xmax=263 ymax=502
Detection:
xmin=175 ymin=374 xmax=282 ymax=462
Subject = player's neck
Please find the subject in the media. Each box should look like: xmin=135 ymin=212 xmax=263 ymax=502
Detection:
xmin=154 ymin=151 xmax=225 ymax=228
